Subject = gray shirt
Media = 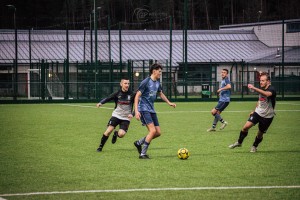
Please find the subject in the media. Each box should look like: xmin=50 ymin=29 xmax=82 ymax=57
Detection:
xmin=255 ymin=85 xmax=276 ymax=118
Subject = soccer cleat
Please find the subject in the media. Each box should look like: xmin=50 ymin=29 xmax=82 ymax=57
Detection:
xmin=220 ymin=121 xmax=228 ymax=130
xmin=112 ymin=131 xmax=118 ymax=144
xmin=139 ymin=154 xmax=150 ymax=159
xmin=228 ymin=142 xmax=242 ymax=149
xmin=207 ymin=127 xmax=216 ymax=132
xmin=96 ymin=147 xmax=103 ymax=152
xmin=250 ymin=146 xmax=257 ymax=153
xmin=134 ymin=141 xmax=142 ymax=154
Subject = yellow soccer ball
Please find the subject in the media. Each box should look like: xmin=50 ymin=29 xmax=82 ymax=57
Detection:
xmin=177 ymin=148 xmax=190 ymax=160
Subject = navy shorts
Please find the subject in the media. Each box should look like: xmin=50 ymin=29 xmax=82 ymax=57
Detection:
xmin=248 ymin=112 xmax=274 ymax=133
xmin=215 ymin=101 xmax=230 ymax=112
xmin=140 ymin=111 xmax=159 ymax=126
xmin=107 ymin=117 xmax=130 ymax=132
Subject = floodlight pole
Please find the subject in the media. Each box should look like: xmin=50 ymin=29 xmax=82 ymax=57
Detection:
xmin=169 ymin=16 xmax=173 ymax=99
xmin=184 ymin=0 xmax=188 ymax=99
xmin=281 ymin=19 xmax=285 ymax=98
xmin=6 ymin=5 xmax=17 ymax=100
xmin=93 ymin=1 xmax=101 ymax=98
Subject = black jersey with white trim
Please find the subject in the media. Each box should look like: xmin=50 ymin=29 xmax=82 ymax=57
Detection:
xmin=255 ymin=85 xmax=276 ymax=118
xmin=99 ymin=90 xmax=135 ymax=121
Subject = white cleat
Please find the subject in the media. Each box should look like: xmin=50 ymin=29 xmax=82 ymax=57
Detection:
xmin=229 ymin=142 xmax=241 ymax=149
xmin=250 ymin=146 xmax=257 ymax=153
xmin=207 ymin=127 xmax=216 ymax=132
xmin=220 ymin=121 xmax=228 ymax=130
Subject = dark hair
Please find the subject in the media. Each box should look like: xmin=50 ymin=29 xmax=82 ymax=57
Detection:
xmin=121 ymin=77 xmax=129 ymax=81
xmin=260 ymin=72 xmax=270 ymax=81
xmin=150 ymin=63 xmax=163 ymax=74
xmin=222 ymin=69 xmax=229 ymax=74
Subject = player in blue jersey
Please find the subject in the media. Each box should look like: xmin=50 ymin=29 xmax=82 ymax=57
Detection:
xmin=96 ymin=78 xmax=135 ymax=152
xmin=207 ymin=69 xmax=231 ymax=132
xmin=133 ymin=63 xmax=176 ymax=159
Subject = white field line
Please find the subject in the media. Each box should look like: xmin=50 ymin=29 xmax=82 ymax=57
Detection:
xmin=59 ymin=104 xmax=113 ymax=110
xmin=1 ymin=185 xmax=299 ymax=197
xmin=58 ymin=104 xmax=300 ymax=113
xmin=277 ymin=102 xmax=300 ymax=106
xmin=156 ymin=110 xmax=300 ymax=114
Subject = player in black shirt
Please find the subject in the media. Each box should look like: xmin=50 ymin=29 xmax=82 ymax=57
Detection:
xmin=96 ymin=78 xmax=135 ymax=152
xmin=229 ymin=72 xmax=276 ymax=152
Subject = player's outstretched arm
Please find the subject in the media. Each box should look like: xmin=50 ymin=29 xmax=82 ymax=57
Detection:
xmin=159 ymin=92 xmax=176 ymax=108
xmin=248 ymin=84 xmax=272 ymax=97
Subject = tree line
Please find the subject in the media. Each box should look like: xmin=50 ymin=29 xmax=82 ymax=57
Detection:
xmin=1 ymin=0 xmax=299 ymax=30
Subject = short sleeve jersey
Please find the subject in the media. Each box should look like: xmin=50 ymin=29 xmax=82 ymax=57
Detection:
xmin=138 ymin=77 xmax=162 ymax=113
xmin=255 ymin=85 xmax=276 ymax=118
xmin=219 ymin=77 xmax=231 ymax=102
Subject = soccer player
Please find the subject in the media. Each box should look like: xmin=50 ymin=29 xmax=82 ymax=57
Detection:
xmin=229 ymin=72 xmax=276 ymax=152
xmin=133 ymin=63 xmax=176 ymax=159
xmin=207 ymin=69 xmax=231 ymax=132
xmin=96 ymin=78 xmax=135 ymax=152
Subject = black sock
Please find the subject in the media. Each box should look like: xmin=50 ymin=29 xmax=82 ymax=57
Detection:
xmin=99 ymin=134 xmax=109 ymax=148
xmin=114 ymin=131 xmax=119 ymax=137
xmin=253 ymin=136 xmax=263 ymax=147
xmin=238 ymin=130 xmax=248 ymax=144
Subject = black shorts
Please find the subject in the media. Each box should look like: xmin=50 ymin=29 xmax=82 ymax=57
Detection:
xmin=248 ymin=112 xmax=274 ymax=133
xmin=107 ymin=117 xmax=130 ymax=132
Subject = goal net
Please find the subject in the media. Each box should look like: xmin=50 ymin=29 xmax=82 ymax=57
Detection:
xmin=27 ymin=69 xmax=64 ymax=99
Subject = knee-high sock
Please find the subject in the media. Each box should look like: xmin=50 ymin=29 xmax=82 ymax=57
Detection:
xmin=238 ymin=131 xmax=248 ymax=144
xmin=212 ymin=116 xmax=218 ymax=128
xmin=215 ymin=113 xmax=224 ymax=123
xmin=99 ymin=135 xmax=109 ymax=148
xmin=137 ymin=137 xmax=146 ymax=145
xmin=253 ymin=136 xmax=263 ymax=147
xmin=141 ymin=141 xmax=150 ymax=155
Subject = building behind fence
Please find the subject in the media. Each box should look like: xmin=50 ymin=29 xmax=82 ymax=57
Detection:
xmin=0 ymin=19 xmax=299 ymax=102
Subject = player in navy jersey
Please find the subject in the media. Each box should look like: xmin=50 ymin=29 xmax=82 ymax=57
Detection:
xmin=229 ymin=72 xmax=276 ymax=152
xmin=207 ymin=69 xmax=231 ymax=132
xmin=134 ymin=63 xmax=176 ymax=159
xmin=96 ymin=78 xmax=135 ymax=152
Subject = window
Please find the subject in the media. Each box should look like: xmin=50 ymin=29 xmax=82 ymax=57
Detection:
xmin=0 ymin=65 xmax=13 ymax=70
xmin=178 ymin=64 xmax=211 ymax=83
xmin=287 ymin=22 xmax=300 ymax=33
xmin=0 ymin=74 xmax=13 ymax=88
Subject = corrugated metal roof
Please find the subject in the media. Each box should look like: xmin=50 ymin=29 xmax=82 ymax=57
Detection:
xmin=0 ymin=29 xmax=296 ymax=65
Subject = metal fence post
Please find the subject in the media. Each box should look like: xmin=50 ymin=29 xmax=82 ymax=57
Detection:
xmin=41 ymin=59 xmax=45 ymax=100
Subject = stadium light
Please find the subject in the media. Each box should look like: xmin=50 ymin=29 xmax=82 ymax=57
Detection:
xmin=275 ymin=48 xmax=281 ymax=58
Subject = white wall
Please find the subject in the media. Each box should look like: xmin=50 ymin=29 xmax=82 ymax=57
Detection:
xmin=254 ymin=24 xmax=300 ymax=47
